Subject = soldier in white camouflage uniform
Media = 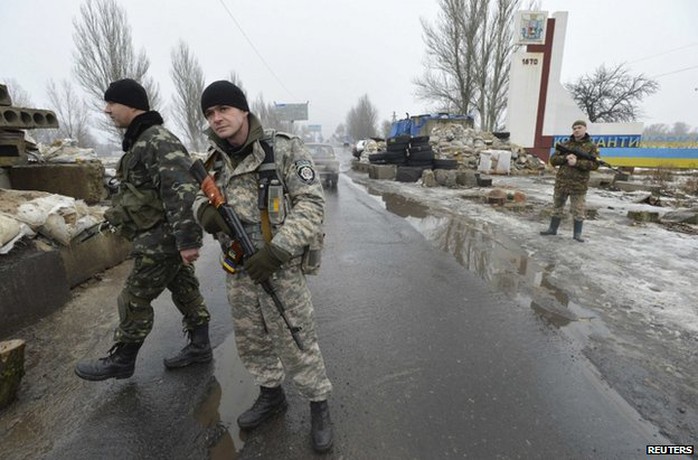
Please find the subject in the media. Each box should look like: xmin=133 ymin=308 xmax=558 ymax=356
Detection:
xmin=75 ymin=79 xmax=212 ymax=382
xmin=195 ymin=81 xmax=333 ymax=453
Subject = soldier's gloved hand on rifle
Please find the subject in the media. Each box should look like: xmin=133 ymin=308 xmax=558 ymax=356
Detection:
xmin=244 ymin=243 xmax=292 ymax=283
xmin=197 ymin=203 xmax=229 ymax=235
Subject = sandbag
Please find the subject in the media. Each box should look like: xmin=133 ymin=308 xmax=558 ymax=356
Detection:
xmin=0 ymin=213 xmax=21 ymax=246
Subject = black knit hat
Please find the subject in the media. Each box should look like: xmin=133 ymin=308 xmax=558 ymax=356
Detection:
xmin=201 ymin=80 xmax=249 ymax=114
xmin=104 ymin=78 xmax=150 ymax=111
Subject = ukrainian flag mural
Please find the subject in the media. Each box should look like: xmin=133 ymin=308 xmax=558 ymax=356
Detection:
xmin=601 ymin=147 xmax=698 ymax=169
xmin=552 ymin=134 xmax=698 ymax=169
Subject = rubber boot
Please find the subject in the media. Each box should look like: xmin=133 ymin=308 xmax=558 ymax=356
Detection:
xmin=573 ymin=219 xmax=585 ymax=242
xmin=237 ymin=386 xmax=287 ymax=430
xmin=540 ymin=216 xmax=561 ymax=236
xmin=74 ymin=342 xmax=142 ymax=381
xmin=163 ymin=323 xmax=212 ymax=369
xmin=310 ymin=400 xmax=334 ymax=453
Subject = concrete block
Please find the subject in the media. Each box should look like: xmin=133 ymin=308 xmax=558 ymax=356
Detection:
xmin=368 ymin=164 xmax=397 ymax=180
xmin=0 ymin=230 xmax=131 ymax=338
xmin=627 ymin=210 xmax=660 ymax=223
xmin=0 ymin=84 xmax=11 ymax=106
xmin=0 ymin=167 xmax=10 ymax=188
xmin=59 ymin=231 xmax=131 ymax=287
xmin=477 ymin=175 xmax=493 ymax=187
xmin=0 ymin=140 xmax=25 ymax=166
xmin=0 ymin=339 xmax=25 ymax=410
xmin=351 ymin=159 xmax=370 ymax=173
xmin=0 ymin=107 xmax=59 ymax=129
xmin=395 ymin=166 xmax=427 ymax=183
xmin=0 ymin=247 xmax=71 ymax=338
xmin=434 ymin=169 xmax=457 ymax=187
xmin=613 ymin=181 xmax=662 ymax=193
xmin=9 ymin=162 xmax=105 ymax=204
xmin=456 ymin=170 xmax=478 ymax=187
xmin=0 ymin=130 xmax=26 ymax=164
xmin=422 ymin=169 xmax=437 ymax=187
xmin=487 ymin=188 xmax=507 ymax=205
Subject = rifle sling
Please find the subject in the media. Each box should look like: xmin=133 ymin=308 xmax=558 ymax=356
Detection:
xmin=259 ymin=138 xmax=279 ymax=244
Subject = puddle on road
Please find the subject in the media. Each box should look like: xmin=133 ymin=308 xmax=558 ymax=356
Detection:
xmin=193 ymin=333 xmax=257 ymax=459
xmin=369 ymin=189 xmax=604 ymax=341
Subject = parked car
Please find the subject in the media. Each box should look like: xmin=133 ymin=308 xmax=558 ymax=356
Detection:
xmin=305 ymin=143 xmax=340 ymax=189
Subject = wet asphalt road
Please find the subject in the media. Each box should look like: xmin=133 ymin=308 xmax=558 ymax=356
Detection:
xmin=2 ymin=171 xmax=675 ymax=459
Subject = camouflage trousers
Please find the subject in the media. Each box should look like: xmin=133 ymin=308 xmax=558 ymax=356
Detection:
xmin=114 ymin=253 xmax=210 ymax=343
xmin=226 ymin=265 xmax=332 ymax=401
xmin=551 ymin=189 xmax=587 ymax=221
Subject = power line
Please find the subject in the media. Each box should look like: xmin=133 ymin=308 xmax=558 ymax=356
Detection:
xmin=650 ymin=64 xmax=698 ymax=79
xmin=626 ymin=42 xmax=698 ymax=64
xmin=216 ymin=0 xmax=295 ymax=99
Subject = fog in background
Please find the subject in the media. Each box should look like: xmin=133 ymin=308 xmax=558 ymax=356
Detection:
xmin=1 ymin=0 xmax=696 ymax=140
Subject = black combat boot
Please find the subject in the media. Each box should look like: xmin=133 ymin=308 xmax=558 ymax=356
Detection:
xmin=540 ymin=216 xmax=561 ymax=236
xmin=163 ymin=323 xmax=213 ymax=369
xmin=74 ymin=342 xmax=142 ymax=381
xmin=310 ymin=400 xmax=333 ymax=453
xmin=573 ymin=219 xmax=585 ymax=242
xmin=237 ymin=386 xmax=287 ymax=430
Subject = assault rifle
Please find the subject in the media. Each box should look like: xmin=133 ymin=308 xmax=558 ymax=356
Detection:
xmin=189 ymin=159 xmax=305 ymax=350
xmin=73 ymin=220 xmax=116 ymax=243
xmin=554 ymin=143 xmax=622 ymax=174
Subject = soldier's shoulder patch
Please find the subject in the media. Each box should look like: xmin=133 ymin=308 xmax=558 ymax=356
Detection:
xmin=294 ymin=160 xmax=316 ymax=183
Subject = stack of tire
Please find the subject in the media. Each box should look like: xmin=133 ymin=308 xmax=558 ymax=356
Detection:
xmin=368 ymin=134 xmax=459 ymax=182
xmin=367 ymin=134 xmax=411 ymax=166
xmin=397 ymin=135 xmax=434 ymax=182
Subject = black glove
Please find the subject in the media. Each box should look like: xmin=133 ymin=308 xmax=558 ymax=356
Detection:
xmin=197 ymin=204 xmax=227 ymax=235
xmin=244 ymin=243 xmax=292 ymax=283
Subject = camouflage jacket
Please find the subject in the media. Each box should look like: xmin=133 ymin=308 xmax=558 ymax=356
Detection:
xmin=194 ymin=114 xmax=325 ymax=258
xmin=111 ymin=122 xmax=202 ymax=255
xmin=550 ymin=134 xmax=600 ymax=193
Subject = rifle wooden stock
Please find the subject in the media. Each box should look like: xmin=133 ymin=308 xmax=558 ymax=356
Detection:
xmin=190 ymin=160 xmax=305 ymax=350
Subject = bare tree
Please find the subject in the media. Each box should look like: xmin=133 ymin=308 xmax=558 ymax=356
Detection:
xmin=332 ymin=123 xmax=346 ymax=143
xmin=414 ymin=0 xmax=520 ymax=131
xmin=228 ymin=72 xmax=246 ymax=94
xmin=170 ymin=40 xmax=206 ymax=152
xmin=345 ymin=94 xmax=378 ymax=141
xmin=565 ymin=64 xmax=659 ymax=123
xmin=1 ymin=78 xmax=33 ymax=107
xmin=41 ymin=79 xmax=95 ymax=147
xmin=475 ymin=0 xmax=518 ymax=130
xmin=643 ymin=123 xmax=669 ymax=137
xmin=251 ymin=94 xmax=294 ymax=133
xmin=644 ymin=122 xmax=697 ymax=139
xmin=380 ymin=120 xmax=392 ymax=138
xmin=72 ymin=0 xmax=160 ymax=138
xmin=668 ymin=122 xmax=695 ymax=136
xmin=415 ymin=0 xmax=478 ymax=115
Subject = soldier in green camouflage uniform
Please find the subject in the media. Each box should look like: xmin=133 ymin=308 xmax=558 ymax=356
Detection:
xmin=540 ymin=119 xmax=600 ymax=242
xmin=195 ymin=81 xmax=333 ymax=453
xmin=75 ymin=79 xmax=212 ymax=382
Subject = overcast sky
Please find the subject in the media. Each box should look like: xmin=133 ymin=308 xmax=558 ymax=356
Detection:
xmin=2 ymin=0 xmax=697 ymax=140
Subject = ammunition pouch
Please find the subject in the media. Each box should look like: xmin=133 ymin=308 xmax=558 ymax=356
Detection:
xmin=301 ymin=231 xmax=324 ymax=275
xmin=106 ymin=182 xmax=164 ymax=240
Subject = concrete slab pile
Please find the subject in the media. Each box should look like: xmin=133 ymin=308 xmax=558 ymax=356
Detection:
xmin=0 ymin=83 xmax=59 ymax=167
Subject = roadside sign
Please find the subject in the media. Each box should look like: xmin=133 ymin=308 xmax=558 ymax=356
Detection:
xmin=274 ymin=103 xmax=308 ymax=121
